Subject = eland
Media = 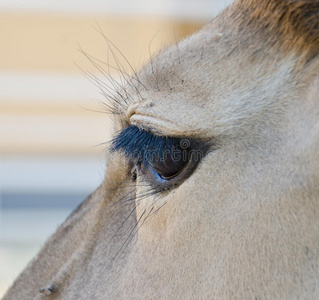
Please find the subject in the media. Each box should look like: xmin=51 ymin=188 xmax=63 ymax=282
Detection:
xmin=4 ymin=0 xmax=319 ymax=299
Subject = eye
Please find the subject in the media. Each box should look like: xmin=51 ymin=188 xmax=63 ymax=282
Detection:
xmin=141 ymin=138 xmax=211 ymax=191
xmin=110 ymin=125 xmax=211 ymax=190
xmin=148 ymin=145 xmax=190 ymax=180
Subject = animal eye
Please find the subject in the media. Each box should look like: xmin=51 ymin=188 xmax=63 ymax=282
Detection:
xmin=148 ymin=145 xmax=190 ymax=180
xmin=110 ymin=125 xmax=210 ymax=189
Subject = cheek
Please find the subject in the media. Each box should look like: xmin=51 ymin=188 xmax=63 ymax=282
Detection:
xmin=164 ymin=160 xmax=237 ymax=218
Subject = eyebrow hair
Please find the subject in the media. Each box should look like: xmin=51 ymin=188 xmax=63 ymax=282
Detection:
xmin=110 ymin=125 xmax=183 ymax=162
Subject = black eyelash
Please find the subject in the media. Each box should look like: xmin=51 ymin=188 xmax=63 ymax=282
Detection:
xmin=110 ymin=125 xmax=184 ymax=163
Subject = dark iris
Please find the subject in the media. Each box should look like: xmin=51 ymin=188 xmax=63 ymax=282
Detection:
xmin=148 ymin=146 xmax=190 ymax=180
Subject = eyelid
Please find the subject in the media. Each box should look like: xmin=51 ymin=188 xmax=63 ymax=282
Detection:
xmin=129 ymin=112 xmax=189 ymax=138
xmin=110 ymin=125 xmax=185 ymax=163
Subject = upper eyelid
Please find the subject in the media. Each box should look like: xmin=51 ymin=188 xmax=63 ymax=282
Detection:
xmin=110 ymin=125 xmax=187 ymax=162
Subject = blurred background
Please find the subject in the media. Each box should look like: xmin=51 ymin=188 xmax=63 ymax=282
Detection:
xmin=0 ymin=0 xmax=230 ymax=296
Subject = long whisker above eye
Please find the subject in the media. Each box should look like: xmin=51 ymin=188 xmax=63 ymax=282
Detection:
xmin=94 ymin=24 xmax=148 ymax=91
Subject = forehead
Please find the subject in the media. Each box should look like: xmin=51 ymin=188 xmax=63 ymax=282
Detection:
xmin=138 ymin=11 xmax=297 ymax=100
xmin=123 ymin=17 xmax=295 ymax=138
xmin=136 ymin=0 xmax=319 ymax=102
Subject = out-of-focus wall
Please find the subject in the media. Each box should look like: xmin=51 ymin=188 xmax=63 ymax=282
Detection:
xmin=0 ymin=0 xmax=231 ymax=296
xmin=0 ymin=14 xmax=205 ymax=156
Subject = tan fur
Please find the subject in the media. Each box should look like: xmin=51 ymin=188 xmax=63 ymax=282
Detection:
xmin=4 ymin=0 xmax=319 ymax=299
xmin=229 ymin=0 xmax=319 ymax=64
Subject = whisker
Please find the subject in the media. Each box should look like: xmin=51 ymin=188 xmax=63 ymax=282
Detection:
xmin=94 ymin=24 xmax=148 ymax=91
xmin=116 ymin=205 xmax=155 ymax=257
xmin=101 ymin=208 xmax=146 ymax=275
xmin=94 ymin=202 xmax=138 ymax=260
xmin=74 ymin=62 xmax=123 ymax=115
xmin=78 ymin=49 xmax=136 ymax=105
xmin=77 ymin=47 xmax=129 ymax=100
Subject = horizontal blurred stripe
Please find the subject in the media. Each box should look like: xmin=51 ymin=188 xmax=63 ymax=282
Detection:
xmin=0 ymin=156 xmax=105 ymax=193
xmin=0 ymin=114 xmax=112 ymax=154
xmin=0 ymin=0 xmax=228 ymax=21
xmin=1 ymin=193 xmax=85 ymax=209
xmin=0 ymin=12 xmax=203 ymax=73
xmin=0 ymin=74 xmax=113 ymax=154
xmin=0 ymin=72 xmax=100 ymax=101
